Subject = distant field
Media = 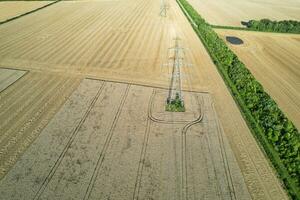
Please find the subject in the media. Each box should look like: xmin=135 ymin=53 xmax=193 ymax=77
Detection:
xmin=0 ymin=1 xmax=53 ymax=22
xmin=216 ymin=29 xmax=300 ymax=130
xmin=187 ymin=0 xmax=300 ymax=27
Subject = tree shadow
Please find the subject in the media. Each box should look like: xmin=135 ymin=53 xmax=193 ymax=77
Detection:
xmin=241 ymin=21 xmax=249 ymax=27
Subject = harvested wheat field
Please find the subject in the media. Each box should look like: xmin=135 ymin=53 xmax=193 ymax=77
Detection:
xmin=0 ymin=70 xmax=81 ymax=179
xmin=0 ymin=68 xmax=26 ymax=92
xmin=216 ymin=29 xmax=300 ymax=130
xmin=0 ymin=0 xmax=290 ymax=199
xmin=0 ymin=1 xmax=53 ymax=22
xmin=187 ymin=0 xmax=300 ymax=27
xmin=0 ymin=79 xmax=251 ymax=200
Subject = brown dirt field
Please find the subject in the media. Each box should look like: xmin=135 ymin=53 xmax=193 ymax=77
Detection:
xmin=0 ymin=70 xmax=81 ymax=179
xmin=0 ymin=1 xmax=53 ymax=22
xmin=0 ymin=0 xmax=290 ymax=199
xmin=0 ymin=68 xmax=26 ymax=92
xmin=0 ymin=79 xmax=251 ymax=200
xmin=187 ymin=0 xmax=300 ymax=27
xmin=216 ymin=29 xmax=300 ymax=130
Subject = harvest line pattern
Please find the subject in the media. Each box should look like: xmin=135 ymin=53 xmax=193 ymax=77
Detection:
xmin=83 ymin=84 xmax=131 ymax=200
xmin=33 ymin=81 xmax=105 ymax=200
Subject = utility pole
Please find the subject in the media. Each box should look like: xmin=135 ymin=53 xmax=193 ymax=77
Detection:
xmin=167 ymin=37 xmax=185 ymax=106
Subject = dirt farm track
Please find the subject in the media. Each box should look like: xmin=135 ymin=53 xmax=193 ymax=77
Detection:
xmin=0 ymin=0 xmax=292 ymax=199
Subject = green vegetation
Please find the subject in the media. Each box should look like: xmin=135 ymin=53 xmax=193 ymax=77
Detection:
xmin=212 ymin=20 xmax=300 ymax=34
xmin=177 ymin=0 xmax=300 ymax=198
xmin=246 ymin=19 xmax=300 ymax=33
xmin=166 ymin=93 xmax=185 ymax=112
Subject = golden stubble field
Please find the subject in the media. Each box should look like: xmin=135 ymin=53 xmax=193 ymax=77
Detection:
xmin=0 ymin=1 xmax=53 ymax=22
xmin=0 ymin=0 xmax=290 ymax=199
xmin=216 ymin=29 xmax=300 ymax=130
xmin=0 ymin=69 xmax=81 ymax=179
xmin=187 ymin=0 xmax=300 ymax=27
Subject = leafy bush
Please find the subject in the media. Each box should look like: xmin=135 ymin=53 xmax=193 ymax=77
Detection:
xmin=166 ymin=93 xmax=185 ymax=112
xmin=177 ymin=0 xmax=300 ymax=198
xmin=246 ymin=19 xmax=300 ymax=33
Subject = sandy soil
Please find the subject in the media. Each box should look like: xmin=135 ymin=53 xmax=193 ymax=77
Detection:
xmin=187 ymin=0 xmax=300 ymax=27
xmin=0 ymin=1 xmax=53 ymax=22
xmin=0 ymin=0 xmax=289 ymax=199
xmin=0 ymin=79 xmax=251 ymax=200
xmin=0 ymin=68 xmax=26 ymax=92
xmin=216 ymin=29 xmax=300 ymax=130
xmin=0 ymin=71 xmax=81 ymax=179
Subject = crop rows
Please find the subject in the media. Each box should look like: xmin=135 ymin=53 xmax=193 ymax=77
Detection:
xmin=0 ymin=72 xmax=80 ymax=179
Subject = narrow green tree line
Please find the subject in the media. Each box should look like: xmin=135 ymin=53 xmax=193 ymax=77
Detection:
xmin=177 ymin=0 xmax=300 ymax=198
xmin=247 ymin=19 xmax=300 ymax=33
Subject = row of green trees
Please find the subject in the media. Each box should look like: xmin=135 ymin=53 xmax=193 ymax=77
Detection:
xmin=246 ymin=19 xmax=300 ymax=33
xmin=177 ymin=0 xmax=300 ymax=198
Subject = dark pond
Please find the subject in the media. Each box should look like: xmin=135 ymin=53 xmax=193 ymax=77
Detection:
xmin=226 ymin=36 xmax=244 ymax=45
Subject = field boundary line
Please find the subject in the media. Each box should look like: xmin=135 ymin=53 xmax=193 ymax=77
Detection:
xmin=0 ymin=75 xmax=61 ymax=151
xmin=0 ymin=69 xmax=28 ymax=94
xmin=0 ymin=72 xmax=38 ymax=108
xmin=0 ymin=74 xmax=57 ymax=134
xmin=0 ymin=66 xmax=28 ymax=72
xmin=0 ymin=72 xmax=41 ymax=110
xmin=86 ymin=77 xmax=209 ymax=94
xmin=32 ymin=81 xmax=105 ymax=200
xmin=0 ymin=0 xmax=62 ymax=26
xmin=0 ymin=77 xmax=79 ymax=181
xmin=83 ymin=84 xmax=130 ymax=200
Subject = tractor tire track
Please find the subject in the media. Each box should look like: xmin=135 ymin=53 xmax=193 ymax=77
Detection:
xmin=132 ymin=88 xmax=153 ymax=200
xmin=83 ymin=84 xmax=130 ymax=200
xmin=33 ymin=81 xmax=105 ymax=200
